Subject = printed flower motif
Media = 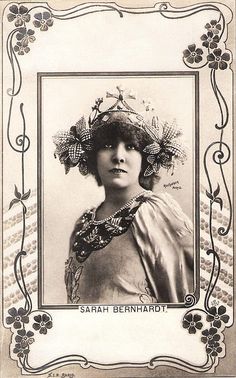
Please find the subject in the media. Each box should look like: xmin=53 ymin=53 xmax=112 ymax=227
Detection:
xmin=6 ymin=307 xmax=29 ymax=329
xmin=206 ymin=341 xmax=222 ymax=357
xmin=183 ymin=44 xmax=203 ymax=64
xmin=16 ymin=28 xmax=36 ymax=45
xmin=13 ymin=28 xmax=36 ymax=56
xmin=71 ymin=266 xmax=83 ymax=303
xmin=15 ymin=329 xmax=34 ymax=348
xmin=201 ymin=327 xmax=220 ymax=345
xmin=14 ymin=41 xmax=30 ymax=55
xmin=105 ymin=217 xmax=125 ymax=235
xmin=205 ymin=20 xmax=221 ymax=35
xmin=183 ymin=313 xmax=203 ymax=334
xmin=65 ymin=257 xmax=84 ymax=303
xmin=200 ymin=31 xmax=219 ymax=49
xmin=33 ymin=12 xmax=53 ymax=31
xmin=53 ymin=117 xmax=93 ymax=175
xmin=33 ymin=314 xmax=52 ymax=334
xmin=83 ymin=226 xmax=100 ymax=243
xmin=206 ymin=306 xmax=229 ymax=328
xmin=13 ymin=343 xmax=30 ymax=358
xmin=207 ymin=48 xmax=230 ymax=70
xmin=143 ymin=120 xmax=186 ymax=176
xmin=7 ymin=5 xmax=30 ymax=27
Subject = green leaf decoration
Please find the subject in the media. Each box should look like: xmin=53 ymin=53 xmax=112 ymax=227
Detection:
xmin=206 ymin=190 xmax=213 ymax=201
xmin=214 ymin=197 xmax=223 ymax=211
xmin=14 ymin=185 xmax=21 ymax=199
xmin=9 ymin=198 xmax=20 ymax=210
xmin=21 ymin=189 xmax=31 ymax=200
xmin=213 ymin=183 xmax=220 ymax=198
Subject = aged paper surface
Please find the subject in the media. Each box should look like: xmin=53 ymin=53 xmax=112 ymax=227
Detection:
xmin=1 ymin=0 xmax=235 ymax=377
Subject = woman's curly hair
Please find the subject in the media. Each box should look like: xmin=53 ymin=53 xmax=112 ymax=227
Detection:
xmin=87 ymin=122 xmax=159 ymax=190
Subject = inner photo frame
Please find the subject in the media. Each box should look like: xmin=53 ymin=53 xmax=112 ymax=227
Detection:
xmin=38 ymin=71 xmax=199 ymax=308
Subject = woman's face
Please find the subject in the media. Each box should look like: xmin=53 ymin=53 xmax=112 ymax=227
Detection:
xmin=96 ymin=138 xmax=142 ymax=190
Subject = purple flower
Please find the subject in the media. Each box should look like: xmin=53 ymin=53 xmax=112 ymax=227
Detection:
xmin=15 ymin=329 xmax=34 ymax=348
xmin=13 ymin=343 xmax=30 ymax=358
xmin=6 ymin=307 xmax=29 ymax=329
xmin=33 ymin=314 xmax=52 ymax=334
xmin=207 ymin=48 xmax=230 ymax=70
xmin=201 ymin=327 xmax=220 ymax=344
xmin=201 ymin=32 xmax=219 ymax=49
xmin=206 ymin=305 xmax=229 ymax=328
xmin=16 ymin=28 xmax=36 ymax=45
xmin=14 ymin=41 xmax=30 ymax=55
xmin=7 ymin=5 xmax=30 ymax=27
xmin=205 ymin=20 xmax=221 ymax=35
xmin=206 ymin=341 xmax=222 ymax=357
xmin=33 ymin=12 xmax=53 ymax=31
xmin=183 ymin=44 xmax=203 ymax=64
xmin=183 ymin=313 xmax=203 ymax=334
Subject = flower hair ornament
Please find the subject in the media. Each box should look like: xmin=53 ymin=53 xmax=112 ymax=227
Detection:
xmin=143 ymin=117 xmax=187 ymax=176
xmin=53 ymin=86 xmax=187 ymax=177
xmin=53 ymin=116 xmax=93 ymax=175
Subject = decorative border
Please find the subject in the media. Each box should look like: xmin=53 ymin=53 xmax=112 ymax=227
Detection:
xmin=37 ymin=70 xmax=200 ymax=310
xmin=2 ymin=1 xmax=233 ymax=375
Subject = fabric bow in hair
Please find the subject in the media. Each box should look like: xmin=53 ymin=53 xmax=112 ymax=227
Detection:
xmin=53 ymin=117 xmax=93 ymax=175
xmin=143 ymin=118 xmax=187 ymax=176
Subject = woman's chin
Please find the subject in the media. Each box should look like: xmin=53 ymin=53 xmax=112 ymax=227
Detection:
xmin=104 ymin=180 xmax=129 ymax=190
xmin=103 ymin=180 xmax=143 ymax=193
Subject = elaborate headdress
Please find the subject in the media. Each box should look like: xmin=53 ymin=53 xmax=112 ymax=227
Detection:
xmin=53 ymin=86 xmax=187 ymax=177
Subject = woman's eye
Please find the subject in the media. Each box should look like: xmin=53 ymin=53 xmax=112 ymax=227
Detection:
xmin=103 ymin=143 xmax=113 ymax=149
xmin=126 ymin=144 xmax=136 ymax=150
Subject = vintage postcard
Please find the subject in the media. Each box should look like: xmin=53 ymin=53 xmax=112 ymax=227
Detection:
xmin=1 ymin=0 xmax=235 ymax=377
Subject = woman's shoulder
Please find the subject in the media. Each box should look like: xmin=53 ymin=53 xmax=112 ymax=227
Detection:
xmin=139 ymin=189 xmax=186 ymax=211
xmin=69 ymin=208 xmax=96 ymax=242
xmin=69 ymin=207 xmax=96 ymax=249
xmin=136 ymin=190 xmax=193 ymax=236
xmin=139 ymin=190 xmax=180 ymax=210
xmin=73 ymin=207 xmax=97 ymax=226
xmin=141 ymin=190 xmax=183 ymax=206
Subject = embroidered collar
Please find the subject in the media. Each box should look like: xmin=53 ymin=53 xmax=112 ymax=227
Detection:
xmin=72 ymin=191 xmax=150 ymax=263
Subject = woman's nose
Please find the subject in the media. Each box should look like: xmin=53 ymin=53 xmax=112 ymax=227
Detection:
xmin=112 ymin=143 xmax=126 ymax=163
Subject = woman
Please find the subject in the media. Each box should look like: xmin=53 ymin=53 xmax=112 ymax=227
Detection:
xmin=53 ymin=87 xmax=194 ymax=304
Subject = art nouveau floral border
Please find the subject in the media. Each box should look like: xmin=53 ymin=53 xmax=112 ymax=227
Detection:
xmin=2 ymin=1 xmax=233 ymax=374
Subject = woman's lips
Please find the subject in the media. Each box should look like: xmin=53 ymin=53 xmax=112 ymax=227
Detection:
xmin=109 ymin=168 xmax=127 ymax=174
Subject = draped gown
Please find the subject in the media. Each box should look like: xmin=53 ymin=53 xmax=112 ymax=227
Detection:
xmin=65 ymin=191 xmax=194 ymax=304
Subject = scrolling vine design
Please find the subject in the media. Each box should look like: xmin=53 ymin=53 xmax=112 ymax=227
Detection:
xmin=179 ymin=6 xmax=232 ymax=373
xmin=3 ymin=1 xmax=233 ymax=374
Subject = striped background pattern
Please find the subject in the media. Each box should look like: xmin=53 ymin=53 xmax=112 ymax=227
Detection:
xmin=3 ymin=186 xmax=233 ymax=309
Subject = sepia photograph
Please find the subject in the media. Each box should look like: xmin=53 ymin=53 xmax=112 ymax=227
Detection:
xmin=2 ymin=0 xmax=234 ymax=375
xmin=39 ymin=72 xmax=198 ymax=306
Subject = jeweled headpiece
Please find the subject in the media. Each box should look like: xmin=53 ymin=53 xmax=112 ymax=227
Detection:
xmin=89 ymin=85 xmax=148 ymax=131
xmin=53 ymin=86 xmax=187 ymax=177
